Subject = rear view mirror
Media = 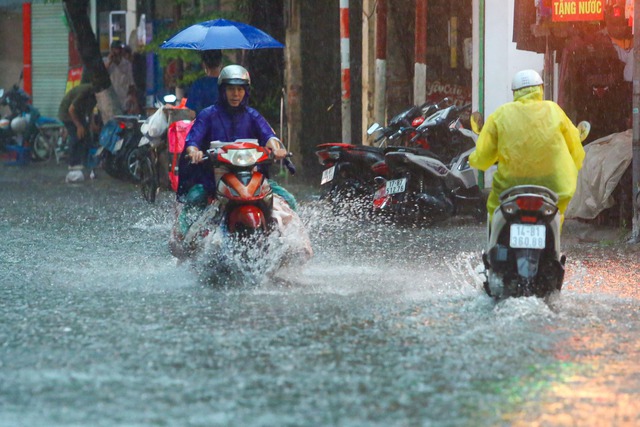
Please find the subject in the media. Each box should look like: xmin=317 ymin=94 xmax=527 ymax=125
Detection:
xmin=577 ymin=121 xmax=591 ymax=142
xmin=367 ymin=123 xmax=382 ymax=135
xmin=470 ymin=111 xmax=484 ymax=134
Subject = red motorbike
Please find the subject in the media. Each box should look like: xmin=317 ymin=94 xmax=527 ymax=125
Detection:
xmin=171 ymin=140 xmax=312 ymax=284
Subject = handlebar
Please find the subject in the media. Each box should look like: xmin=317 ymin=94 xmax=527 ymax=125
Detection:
xmin=282 ymin=157 xmax=296 ymax=175
xmin=201 ymin=147 xmax=296 ymax=175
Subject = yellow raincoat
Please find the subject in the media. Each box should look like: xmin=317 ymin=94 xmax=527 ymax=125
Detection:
xmin=469 ymin=86 xmax=585 ymax=222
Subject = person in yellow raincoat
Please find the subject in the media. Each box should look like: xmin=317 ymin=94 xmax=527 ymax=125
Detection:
xmin=469 ymin=69 xmax=585 ymax=226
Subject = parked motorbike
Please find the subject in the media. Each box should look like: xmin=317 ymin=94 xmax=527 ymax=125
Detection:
xmin=410 ymin=102 xmax=476 ymax=162
xmin=479 ymin=121 xmax=591 ymax=300
xmin=138 ymin=95 xmax=189 ymax=203
xmin=98 ymin=114 xmax=146 ymax=182
xmin=0 ymin=79 xmax=63 ymax=165
xmin=372 ymin=103 xmax=486 ymax=225
xmin=315 ymin=102 xmax=438 ymax=215
xmin=170 ymin=140 xmax=312 ymax=284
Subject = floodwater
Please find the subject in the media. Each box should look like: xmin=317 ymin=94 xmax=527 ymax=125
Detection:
xmin=1 ymin=162 xmax=639 ymax=427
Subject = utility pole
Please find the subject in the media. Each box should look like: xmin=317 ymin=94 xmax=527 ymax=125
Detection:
xmin=632 ymin=2 xmax=640 ymax=242
xmin=374 ymin=0 xmax=387 ymax=126
xmin=340 ymin=0 xmax=352 ymax=144
xmin=414 ymin=0 xmax=427 ymax=105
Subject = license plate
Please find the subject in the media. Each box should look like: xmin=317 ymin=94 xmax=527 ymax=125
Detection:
xmin=510 ymin=224 xmax=546 ymax=249
xmin=321 ymin=165 xmax=335 ymax=185
xmin=385 ymin=178 xmax=407 ymax=195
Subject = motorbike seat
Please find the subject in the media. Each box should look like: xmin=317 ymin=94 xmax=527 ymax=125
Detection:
xmin=316 ymin=142 xmax=354 ymax=150
xmin=385 ymin=145 xmax=442 ymax=161
xmin=349 ymin=145 xmax=384 ymax=154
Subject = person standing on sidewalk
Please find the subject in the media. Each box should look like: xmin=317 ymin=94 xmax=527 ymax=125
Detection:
xmin=104 ymin=40 xmax=135 ymax=112
xmin=58 ymin=83 xmax=97 ymax=183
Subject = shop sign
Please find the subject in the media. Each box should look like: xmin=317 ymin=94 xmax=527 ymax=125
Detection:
xmin=426 ymin=81 xmax=471 ymax=107
xmin=552 ymin=0 xmax=604 ymax=22
xmin=65 ymin=67 xmax=83 ymax=93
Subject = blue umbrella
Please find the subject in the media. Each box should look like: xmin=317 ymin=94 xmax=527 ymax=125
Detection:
xmin=160 ymin=18 xmax=284 ymax=50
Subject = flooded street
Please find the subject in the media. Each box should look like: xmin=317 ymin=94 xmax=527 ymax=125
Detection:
xmin=1 ymin=162 xmax=639 ymax=426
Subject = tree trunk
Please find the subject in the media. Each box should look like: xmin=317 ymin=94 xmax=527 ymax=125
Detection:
xmin=63 ymin=0 xmax=122 ymax=122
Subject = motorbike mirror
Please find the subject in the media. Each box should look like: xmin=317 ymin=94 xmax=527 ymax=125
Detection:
xmin=470 ymin=111 xmax=484 ymax=134
xmin=577 ymin=121 xmax=591 ymax=142
xmin=163 ymin=94 xmax=177 ymax=104
xmin=367 ymin=123 xmax=382 ymax=135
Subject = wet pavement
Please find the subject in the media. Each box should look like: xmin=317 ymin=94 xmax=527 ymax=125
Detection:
xmin=1 ymin=160 xmax=639 ymax=426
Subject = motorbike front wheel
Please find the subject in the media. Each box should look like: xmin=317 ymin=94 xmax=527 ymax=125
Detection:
xmin=30 ymin=129 xmax=55 ymax=162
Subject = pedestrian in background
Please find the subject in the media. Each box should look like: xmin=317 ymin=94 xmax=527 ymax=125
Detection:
xmin=58 ymin=83 xmax=97 ymax=183
xmin=185 ymin=50 xmax=223 ymax=117
xmin=105 ymin=40 xmax=135 ymax=113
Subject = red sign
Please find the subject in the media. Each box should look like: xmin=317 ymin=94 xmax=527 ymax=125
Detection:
xmin=552 ymin=0 xmax=604 ymax=22
xmin=65 ymin=67 xmax=83 ymax=93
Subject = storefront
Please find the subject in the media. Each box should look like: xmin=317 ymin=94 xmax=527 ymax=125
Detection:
xmin=513 ymin=0 xmax=634 ymax=142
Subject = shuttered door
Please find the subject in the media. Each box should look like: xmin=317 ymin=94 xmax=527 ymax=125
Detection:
xmin=31 ymin=3 xmax=69 ymax=118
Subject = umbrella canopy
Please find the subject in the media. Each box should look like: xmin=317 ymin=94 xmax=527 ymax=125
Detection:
xmin=160 ymin=18 xmax=284 ymax=50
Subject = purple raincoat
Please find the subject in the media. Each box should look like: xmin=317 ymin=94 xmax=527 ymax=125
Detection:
xmin=177 ymin=96 xmax=277 ymax=199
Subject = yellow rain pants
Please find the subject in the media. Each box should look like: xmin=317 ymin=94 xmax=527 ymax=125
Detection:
xmin=469 ymin=86 xmax=585 ymax=224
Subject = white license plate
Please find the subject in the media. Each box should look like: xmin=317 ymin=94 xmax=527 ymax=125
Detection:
xmin=321 ymin=165 xmax=335 ymax=185
xmin=385 ymin=178 xmax=407 ymax=195
xmin=510 ymin=224 xmax=546 ymax=249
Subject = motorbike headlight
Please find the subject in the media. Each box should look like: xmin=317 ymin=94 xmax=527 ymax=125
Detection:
xmin=221 ymin=148 xmax=262 ymax=166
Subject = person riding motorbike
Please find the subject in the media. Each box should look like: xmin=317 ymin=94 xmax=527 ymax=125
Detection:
xmin=171 ymin=64 xmax=294 ymax=254
xmin=469 ymin=69 xmax=585 ymax=227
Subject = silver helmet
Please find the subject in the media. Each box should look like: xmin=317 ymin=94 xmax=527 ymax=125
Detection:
xmin=218 ymin=65 xmax=251 ymax=87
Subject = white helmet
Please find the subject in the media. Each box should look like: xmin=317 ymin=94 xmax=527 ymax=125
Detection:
xmin=218 ymin=65 xmax=251 ymax=87
xmin=511 ymin=69 xmax=543 ymax=91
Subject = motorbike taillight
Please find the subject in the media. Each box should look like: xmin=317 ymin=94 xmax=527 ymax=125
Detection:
xmin=515 ymin=196 xmax=543 ymax=211
xmin=371 ymin=160 xmax=389 ymax=176
xmin=501 ymin=195 xmax=557 ymax=222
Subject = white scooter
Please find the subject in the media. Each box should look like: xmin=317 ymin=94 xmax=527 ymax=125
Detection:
xmin=480 ymin=121 xmax=591 ymax=300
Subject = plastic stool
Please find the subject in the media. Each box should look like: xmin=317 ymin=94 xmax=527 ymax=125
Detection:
xmin=5 ymin=144 xmax=31 ymax=166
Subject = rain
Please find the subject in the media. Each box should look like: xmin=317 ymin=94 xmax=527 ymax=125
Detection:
xmin=1 ymin=162 xmax=639 ymax=426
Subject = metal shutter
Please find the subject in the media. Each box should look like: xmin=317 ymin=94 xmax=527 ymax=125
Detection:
xmin=31 ymin=3 xmax=69 ymax=118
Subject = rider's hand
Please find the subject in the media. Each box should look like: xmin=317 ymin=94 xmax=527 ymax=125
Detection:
xmin=187 ymin=147 xmax=204 ymax=163
xmin=272 ymin=148 xmax=288 ymax=160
